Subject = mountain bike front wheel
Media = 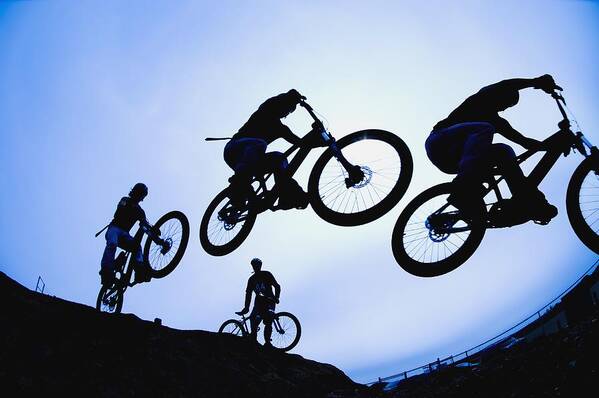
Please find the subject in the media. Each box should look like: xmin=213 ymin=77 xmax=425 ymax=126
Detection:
xmin=199 ymin=188 xmax=257 ymax=256
xmin=270 ymin=312 xmax=301 ymax=352
xmin=567 ymin=157 xmax=599 ymax=253
xmin=308 ymin=130 xmax=413 ymax=226
xmin=391 ymin=183 xmax=486 ymax=277
xmin=218 ymin=319 xmax=246 ymax=336
xmin=144 ymin=210 xmax=190 ymax=279
xmin=96 ymin=284 xmax=124 ymax=314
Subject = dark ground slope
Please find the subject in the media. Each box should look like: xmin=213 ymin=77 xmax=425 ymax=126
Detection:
xmin=0 ymin=272 xmax=362 ymax=398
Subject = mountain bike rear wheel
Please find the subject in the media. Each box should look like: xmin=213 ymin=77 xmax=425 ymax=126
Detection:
xmin=96 ymin=284 xmax=123 ymax=314
xmin=567 ymin=157 xmax=599 ymax=253
xmin=200 ymin=188 xmax=257 ymax=256
xmin=270 ymin=312 xmax=301 ymax=352
xmin=218 ymin=319 xmax=246 ymax=336
xmin=144 ymin=210 xmax=190 ymax=279
xmin=392 ymin=183 xmax=486 ymax=277
xmin=308 ymin=129 xmax=413 ymax=226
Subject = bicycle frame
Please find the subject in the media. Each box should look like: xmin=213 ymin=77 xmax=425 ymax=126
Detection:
xmin=236 ymin=313 xmax=287 ymax=337
xmin=432 ymin=91 xmax=597 ymax=232
xmin=484 ymin=92 xmax=597 ymax=203
xmin=244 ymin=101 xmax=362 ymax=210
xmin=109 ymin=223 xmax=159 ymax=290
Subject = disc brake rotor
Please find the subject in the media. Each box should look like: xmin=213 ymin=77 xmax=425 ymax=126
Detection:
xmin=425 ymin=217 xmax=450 ymax=242
xmin=349 ymin=166 xmax=373 ymax=188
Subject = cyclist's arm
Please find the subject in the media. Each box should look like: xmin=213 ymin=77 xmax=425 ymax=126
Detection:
xmin=138 ymin=209 xmax=165 ymax=243
xmin=494 ymin=116 xmax=543 ymax=151
xmin=486 ymin=75 xmax=557 ymax=94
xmin=138 ymin=209 xmax=153 ymax=232
xmin=242 ymin=279 xmax=253 ymax=311
xmin=488 ymin=78 xmax=537 ymax=92
xmin=277 ymin=123 xmax=303 ymax=147
xmin=242 ymin=290 xmax=252 ymax=310
xmin=270 ymin=273 xmax=281 ymax=301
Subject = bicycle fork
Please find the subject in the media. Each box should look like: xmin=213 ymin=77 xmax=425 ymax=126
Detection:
xmin=329 ymin=142 xmax=366 ymax=188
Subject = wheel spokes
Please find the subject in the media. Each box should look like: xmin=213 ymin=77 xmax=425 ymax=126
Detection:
xmin=402 ymin=194 xmax=473 ymax=264
xmin=270 ymin=316 xmax=298 ymax=349
xmin=318 ymin=139 xmax=402 ymax=215
xmin=148 ymin=218 xmax=183 ymax=271
xmin=207 ymin=197 xmax=251 ymax=248
xmin=579 ymin=171 xmax=599 ymax=233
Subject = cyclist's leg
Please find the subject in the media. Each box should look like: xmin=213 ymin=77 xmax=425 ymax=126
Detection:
xmin=457 ymin=122 xmax=495 ymax=181
xmin=262 ymin=303 xmax=276 ymax=347
xmin=261 ymin=151 xmax=307 ymax=209
xmin=100 ymin=226 xmax=120 ymax=283
xmin=249 ymin=306 xmax=261 ymax=341
xmin=118 ymin=232 xmax=150 ymax=282
xmin=489 ymin=143 xmax=556 ymax=221
xmin=224 ymin=138 xmax=267 ymax=176
xmin=224 ymin=138 xmax=268 ymax=202
xmin=487 ymin=143 xmax=525 ymax=193
xmin=427 ymin=122 xmax=493 ymax=216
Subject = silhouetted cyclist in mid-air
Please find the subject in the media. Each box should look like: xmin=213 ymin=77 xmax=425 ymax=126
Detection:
xmin=236 ymin=258 xmax=281 ymax=348
xmin=224 ymin=89 xmax=311 ymax=210
xmin=425 ymin=74 xmax=561 ymax=223
xmin=99 ymin=183 xmax=161 ymax=285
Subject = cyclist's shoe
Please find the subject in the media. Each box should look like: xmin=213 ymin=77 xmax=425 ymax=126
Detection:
xmin=487 ymin=199 xmax=529 ymax=227
xmin=133 ymin=261 xmax=152 ymax=283
xmin=529 ymin=200 xmax=558 ymax=225
xmin=99 ymin=268 xmax=116 ymax=286
xmin=277 ymin=179 xmax=309 ymax=210
xmin=263 ymin=341 xmax=275 ymax=350
xmin=515 ymin=189 xmax=558 ymax=225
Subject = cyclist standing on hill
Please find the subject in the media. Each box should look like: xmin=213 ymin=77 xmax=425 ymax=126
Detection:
xmin=425 ymin=74 xmax=562 ymax=223
xmin=236 ymin=258 xmax=281 ymax=348
xmin=98 ymin=183 xmax=162 ymax=285
xmin=224 ymin=89 xmax=312 ymax=210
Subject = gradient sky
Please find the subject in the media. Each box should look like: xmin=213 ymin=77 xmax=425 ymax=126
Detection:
xmin=1 ymin=0 xmax=598 ymax=383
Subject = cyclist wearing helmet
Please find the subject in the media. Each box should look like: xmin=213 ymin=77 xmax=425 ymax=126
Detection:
xmin=236 ymin=258 xmax=281 ymax=348
xmin=425 ymin=74 xmax=561 ymax=223
xmin=99 ymin=183 xmax=161 ymax=285
xmin=224 ymin=89 xmax=312 ymax=210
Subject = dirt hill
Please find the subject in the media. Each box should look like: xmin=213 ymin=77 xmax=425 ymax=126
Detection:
xmin=0 ymin=272 xmax=362 ymax=397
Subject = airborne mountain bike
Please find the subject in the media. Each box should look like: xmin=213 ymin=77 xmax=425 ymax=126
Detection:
xmin=392 ymin=88 xmax=599 ymax=277
xmin=218 ymin=304 xmax=301 ymax=352
xmin=96 ymin=211 xmax=190 ymax=313
xmin=200 ymin=100 xmax=413 ymax=256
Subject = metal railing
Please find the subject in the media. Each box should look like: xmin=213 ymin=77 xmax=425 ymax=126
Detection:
xmin=370 ymin=258 xmax=599 ymax=386
xmin=35 ymin=276 xmax=45 ymax=294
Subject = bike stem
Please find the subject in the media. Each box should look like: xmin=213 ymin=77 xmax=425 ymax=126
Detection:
xmin=300 ymin=101 xmax=362 ymax=183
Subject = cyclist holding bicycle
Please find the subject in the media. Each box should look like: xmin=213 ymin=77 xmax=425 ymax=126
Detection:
xmin=236 ymin=258 xmax=281 ymax=348
xmin=224 ymin=89 xmax=318 ymax=210
xmin=99 ymin=183 xmax=163 ymax=285
xmin=425 ymin=74 xmax=562 ymax=223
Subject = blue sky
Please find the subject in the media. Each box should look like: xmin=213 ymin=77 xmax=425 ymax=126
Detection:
xmin=1 ymin=0 xmax=598 ymax=383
